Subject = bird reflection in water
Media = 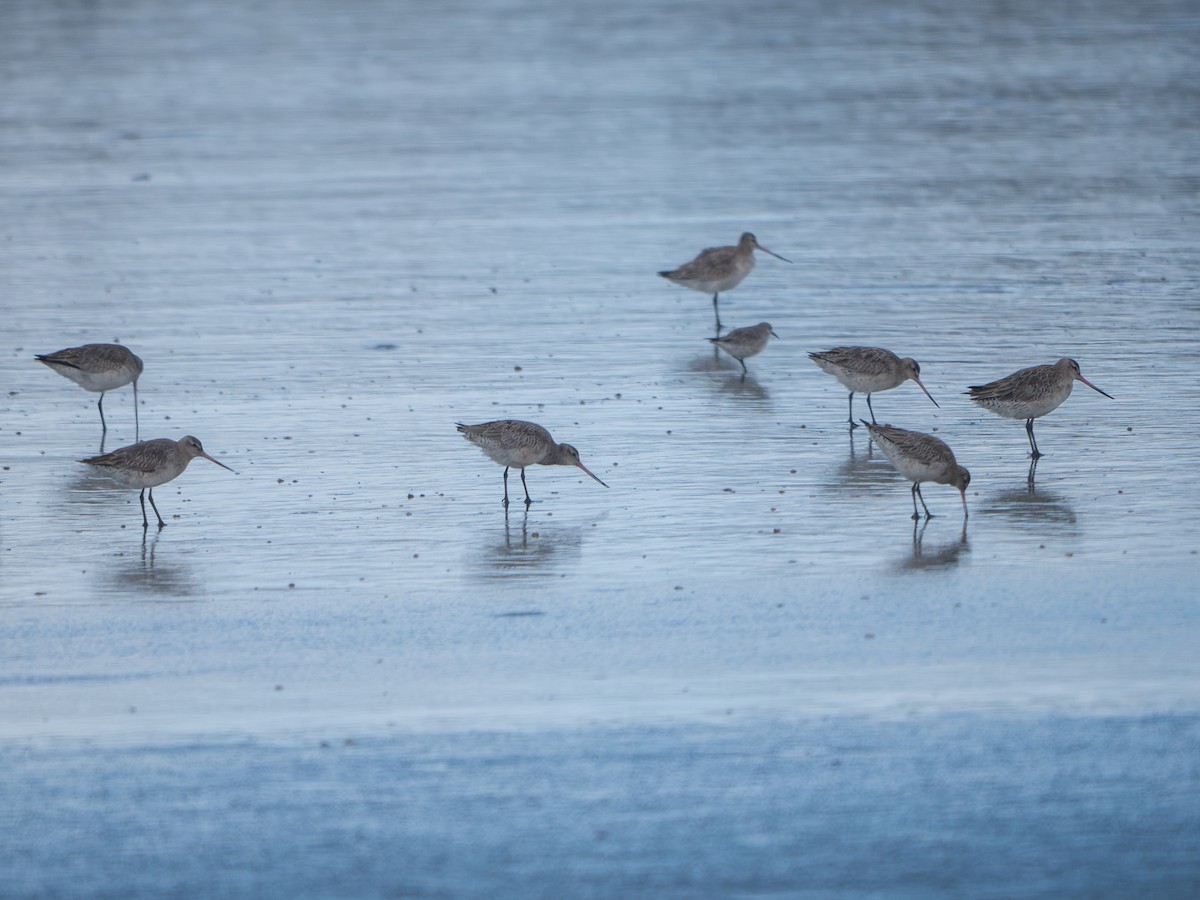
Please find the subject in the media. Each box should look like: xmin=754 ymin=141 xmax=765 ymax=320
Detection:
xmin=715 ymin=371 xmax=769 ymax=400
xmin=103 ymin=530 xmax=198 ymax=598
xmin=900 ymin=518 xmax=970 ymax=571
xmin=686 ymin=350 xmax=730 ymax=374
xmin=982 ymin=459 xmax=1078 ymax=529
xmin=65 ymin=470 xmax=133 ymax=521
xmin=686 ymin=353 xmax=771 ymax=400
xmin=829 ymin=427 xmax=898 ymax=496
xmin=475 ymin=507 xmax=585 ymax=580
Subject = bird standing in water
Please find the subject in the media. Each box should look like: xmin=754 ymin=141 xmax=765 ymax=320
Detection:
xmin=80 ymin=435 xmax=234 ymax=528
xmin=36 ymin=343 xmax=144 ymax=439
xmin=863 ymin=421 xmax=970 ymax=519
xmin=709 ymin=322 xmax=777 ymax=379
xmin=659 ymin=232 xmax=791 ymax=335
xmin=966 ymin=357 xmax=1113 ymax=458
xmin=808 ymin=346 xmax=939 ymax=428
xmin=457 ymin=420 xmax=608 ymax=507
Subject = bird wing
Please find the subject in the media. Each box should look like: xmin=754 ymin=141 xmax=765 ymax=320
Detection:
xmin=80 ymin=440 xmax=166 ymax=472
xmin=967 ymin=365 xmax=1042 ymax=402
xmin=809 ymin=347 xmax=895 ymax=376
xmin=36 ymin=350 xmax=84 ymax=369
xmin=671 ymin=244 xmax=736 ymax=278
xmin=83 ymin=344 xmax=131 ymax=366
xmin=711 ymin=325 xmax=748 ymax=344
xmin=868 ymin=423 xmax=956 ymax=466
xmin=38 ymin=344 xmax=138 ymax=372
xmin=459 ymin=420 xmax=550 ymax=447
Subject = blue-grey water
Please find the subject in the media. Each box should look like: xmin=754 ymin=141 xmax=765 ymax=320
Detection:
xmin=2 ymin=0 xmax=1199 ymax=896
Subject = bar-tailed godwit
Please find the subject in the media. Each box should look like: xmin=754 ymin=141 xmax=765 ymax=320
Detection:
xmin=36 ymin=343 xmax=143 ymax=439
xmin=80 ymin=435 xmax=233 ymax=528
xmin=966 ymin=357 xmax=1113 ymax=458
xmin=708 ymin=322 xmax=777 ymax=378
xmin=659 ymin=233 xmax=791 ymax=334
xmin=457 ymin=420 xmax=608 ymax=507
xmin=808 ymin=346 xmax=939 ymax=427
xmin=863 ymin=421 xmax=970 ymax=519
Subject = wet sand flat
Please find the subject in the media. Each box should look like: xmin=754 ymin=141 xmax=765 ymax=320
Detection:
xmin=2 ymin=0 xmax=1199 ymax=895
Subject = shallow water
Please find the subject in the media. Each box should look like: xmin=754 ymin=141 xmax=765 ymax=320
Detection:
xmin=2 ymin=0 xmax=1199 ymax=895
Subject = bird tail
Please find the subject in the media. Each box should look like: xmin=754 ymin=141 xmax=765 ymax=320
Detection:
xmin=36 ymin=355 xmax=82 ymax=370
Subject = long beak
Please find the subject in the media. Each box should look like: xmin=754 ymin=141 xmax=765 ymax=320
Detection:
xmin=913 ymin=375 xmax=941 ymax=408
xmin=201 ymin=452 xmax=237 ymax=474
xmin=960 ymin=489 xmax=969 ymax=518
xmin=576 ymin=461 xmax=609 ymax=488
xmin=770 ymin=328 xmax=779 ymax=339
xmin=1077 ymin=374 xmax=1114 ymax=399
xmin=755 ymin=243 xmax=792 ymax=263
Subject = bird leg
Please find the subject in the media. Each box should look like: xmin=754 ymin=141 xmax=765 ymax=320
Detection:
xmin=712 ymin=293 xmax=722 ymax=335
xmin=912 ymin=483 xmax=934 ymax=519
xmin=865 ymin=393 xmax=877 ymax=424
xmin=912 ymin=518 xmax=930 ymax=551
xmin=147 ymin=488 xmax=166 ymax=528
xmin=520 ymin=467 xmax=533 ymax=506
xmin=139 ymin=489 xmax=149 ymax=529
xmin=97 ymin=392 xmax=108 ymax=433
xmin=133 ymin=379 xmax=140 ymax=441
xmin=502 ymin=467 xmax=511 ymax=507
xmin=847 ymin=393 xmax=858 ymax=429
xmin=1025 ymin=419 xmax=1042 ymax=458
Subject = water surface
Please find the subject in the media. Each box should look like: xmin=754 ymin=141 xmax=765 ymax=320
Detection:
xmin=2 ymin=0 xmax=1198 ymax=896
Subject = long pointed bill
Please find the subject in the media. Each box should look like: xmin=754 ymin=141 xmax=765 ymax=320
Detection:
xmin=576 ymin=462 xmax=608 ymax=488
xmin=756 ymin=244 xmax=792 ymax=263
xmin=201 ymin=452 xmax=237 ymax=474
xmin=961 ymin=489 xmax=969 ymax=518
xmin=913 ymin=375 xmax=941 ymax=408
xmin=1077 ymin=375 xmax=1114 ymax=399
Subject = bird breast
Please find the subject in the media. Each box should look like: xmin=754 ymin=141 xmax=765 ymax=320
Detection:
xmin=824 ymin=365 xmax=902 ymax=394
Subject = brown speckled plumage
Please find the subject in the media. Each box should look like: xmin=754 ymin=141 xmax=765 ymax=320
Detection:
xmin=967 ymin=357 xmax=1113 ymax=457
xmin=659 ymin=233 xmax=790 ymax=334
xmin=80 ymin=435 xmax=233 ymax=528
xmin=457 ymin=420 xmax=608 ymax=507
xmin=36 ymin=342 xmax=144 ymax=438
xmin=709 ymin=322 xmax=776 ymax=376
xmin=809 ymin=346 xmax=938 ymax=426
xmin=864 ymin=421 xmax=970 ymax=519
